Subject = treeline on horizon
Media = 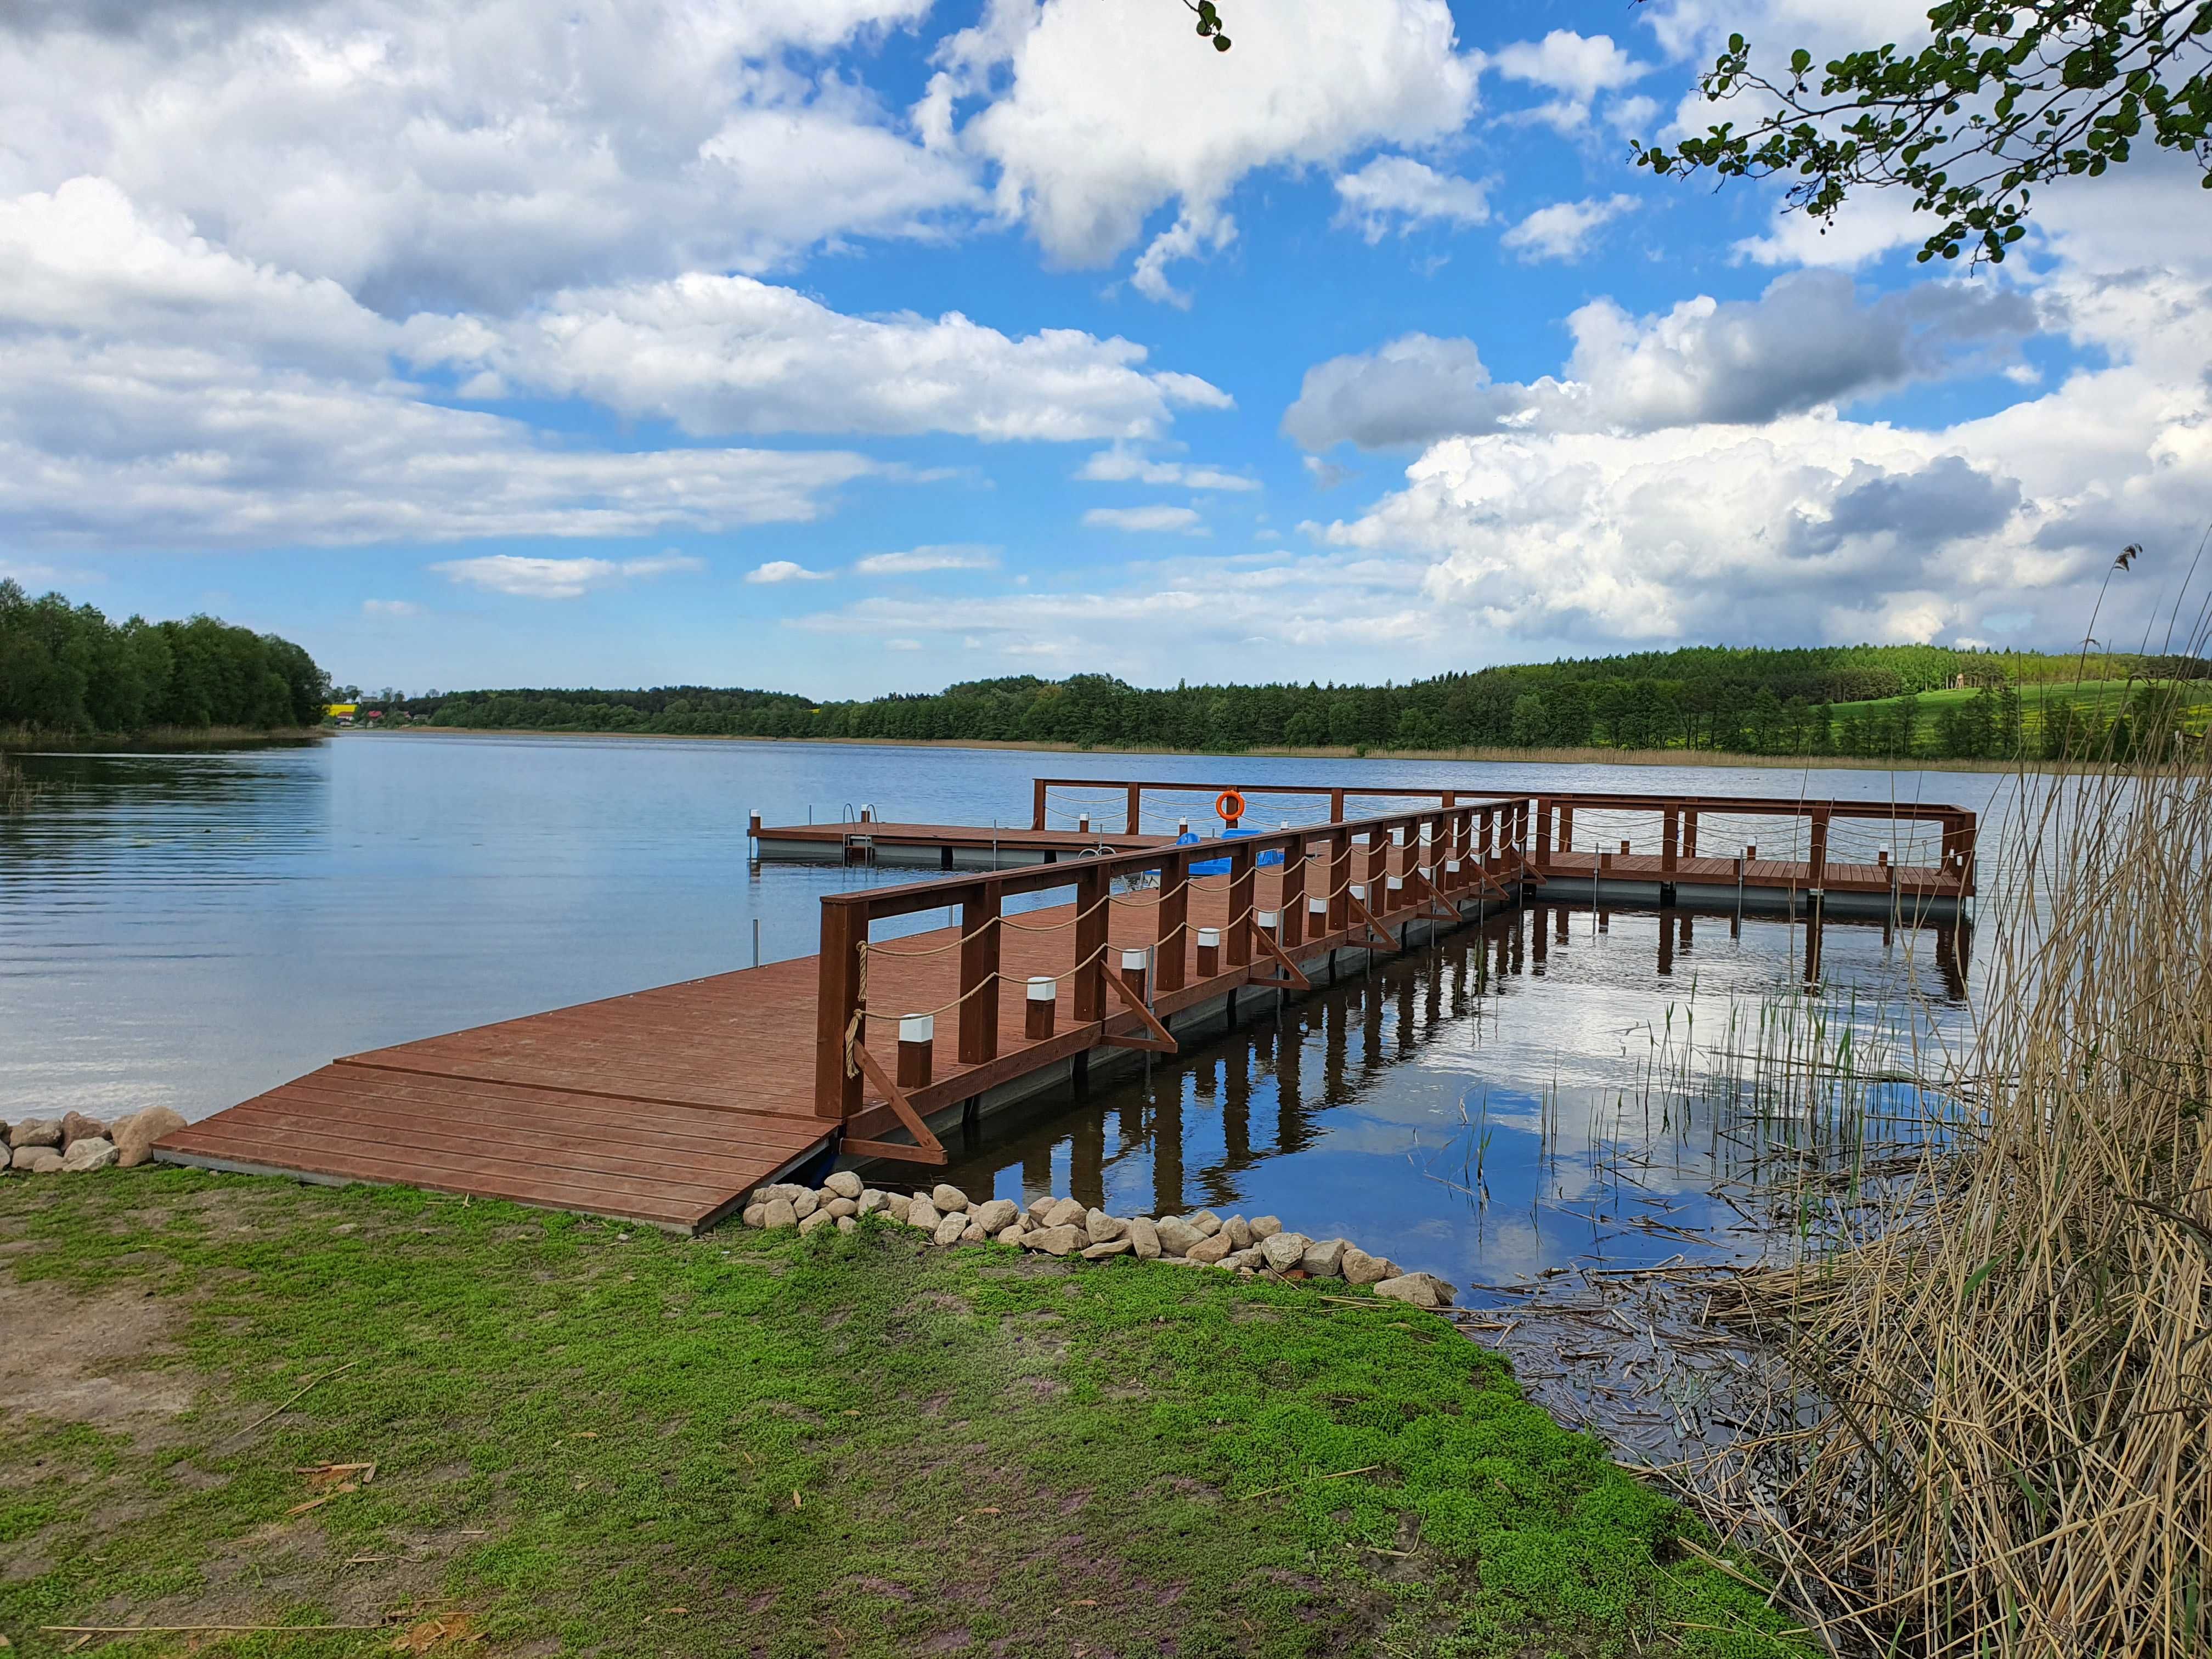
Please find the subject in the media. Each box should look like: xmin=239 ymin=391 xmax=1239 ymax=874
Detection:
xmin=1 ymin=580 xmax=330 ymax=735
xmin=403 ymin=641 xmax=2212 ymax=763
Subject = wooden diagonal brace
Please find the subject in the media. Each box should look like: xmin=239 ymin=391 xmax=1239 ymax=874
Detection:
xmin=1410 ymin=867 xmax=1458 ymax=921
xmin=1345 ymin=891 xmax=1397 ymax=950
xmin=1246 ymin=922 xmax=1310 ymax=990
xmin=851 ymin=1044 xmax=949 ymax=1163
xmin=1104 ymin=967 xmax=1177 ymax=1053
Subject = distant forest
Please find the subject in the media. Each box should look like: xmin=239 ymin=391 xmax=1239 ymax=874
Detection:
xmin=401 ymin=642 xmax=2211 ymax=763
xmin=0 ymin=580 xmax=330 ymax=735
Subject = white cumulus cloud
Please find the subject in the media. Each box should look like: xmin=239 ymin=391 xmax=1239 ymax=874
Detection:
xmin=1076 ymin=445 xmax=1258 ymax=490
xmin=1333 ymin=156 xmax=1491 ymax=242
xmin=434 ymin=554 xmax=707 ymax=600
xmin=1082 ymin=505 xmax=1207 ymax=534
xmin=408 ymin=273 xmax=1230 ymax=441
xmin=745 ymin=560 xmax=834 ymax=584
xmin=1282 ymin=270 xmax=2035 ymax=450
xmin=852 ymin=545 xmax=1001 ymax=574
xmin=932 ymin=0 xmax=1481 ymax=299
xmin=1500 ymin=195 xmax=1638 ymax=262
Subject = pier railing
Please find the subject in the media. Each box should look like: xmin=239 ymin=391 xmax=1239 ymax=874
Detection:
xmin=815 ymin=797 xmax=1534 ymax=1137
xmin=1034 ymin=776 xmax=1977 ymax=889
xmin=815 ymin=782 xmax=1977 ymax=1157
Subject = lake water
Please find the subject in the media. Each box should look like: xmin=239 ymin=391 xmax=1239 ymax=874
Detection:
xmin=3 ymin=732 xmax=2006 ymax=1291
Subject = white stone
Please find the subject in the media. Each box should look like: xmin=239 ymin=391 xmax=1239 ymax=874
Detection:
xmin=113 ymin=1107 xmax=185 ymax=1169
xmin=1125 ymin=1216 xmax=1161 ymax=1260
xmin=13 ymin=1147 xmax=64 ymax=1173
xmin=930 ymin=1183 xmax=970 ymax=1212
xmin=1022 ymin=1224 xmax=1081 ymax=1256
xmin=791 ymin=1189 xmax=818 ymax=1220
xmin=1186 ymin=1232 xmax=1234 ymax=1265
xmin=1301 ymin=1239 xmax=1347 ymax=1278
xmin=825 ymin=1197 xmax=859 ymax=1219
xmin=1188 ymin=1210 xmax=1222 ymax=1238
xmin=1222 ymin=1216 xmax=1252 ymax=1250
xmin=1154 ymin=1217 xmax=1201 ymax=1257
xmin=761 ymin=1198 xmax=799 ymax=1230
xmin=1085 ymin=1209 xmax=1127 ymax=1244
xmin=906 ymin=1197 xmax=941 ymax=1232
xmin=1042 ymin=1197 xmax=1086 ymax=1229
xmin=836 ymin=1216 xmax=857 ymax=1234
xmin=824 ymin=1171 xmax=864 ymax=1199
xmin=798 ymin=1209 xmax=836 ymax=1237
xmin=857 ymin=1189 xmax=889 ymax=1215
xmin=1259 ymin=1233 xmax=1310 ymax=1273
xmin=973 ymin=1198 xmax=1019 ymax=1233
xmin=1082 ymin=1239 xmax=1132 ymax=1259
xmin=960 ymin=1223 xmax=989 ymax=1245
xmin=741 ymin=1204 xmax=766 ymax=1228
xmin=932 ymin=1213 xmax=967 ymax=1246
xmin=1341 ymin=1246 xmax=1390 ymax=1285
xmin=1249 ymin=1215 xmax=1283 ymax=1239
xmin=1373 ymin=1274 xmax=1440 ymax=1309
xmin=884 ymin=1193 xmax=912 ymax=1224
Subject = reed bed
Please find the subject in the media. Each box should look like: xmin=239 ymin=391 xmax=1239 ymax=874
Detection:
xmin=1 ymin=751 xmax=42 ymax=812
xmin=1686 ymin=676 xmax=2212 ymax=1656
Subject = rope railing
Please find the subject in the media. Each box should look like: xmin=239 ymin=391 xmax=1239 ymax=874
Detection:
xmin=821 ymin=783 xmax=1968 ymax=1116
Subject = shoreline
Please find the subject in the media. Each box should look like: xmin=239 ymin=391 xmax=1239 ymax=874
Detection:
xmin=1 ymin=724 xmax=327 ymax=752
xmin=374 ymin=722 xmax=2046 ymax=776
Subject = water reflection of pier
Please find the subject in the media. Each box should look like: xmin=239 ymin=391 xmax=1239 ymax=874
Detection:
xmin=987 ymin=901 xmax=1970 ymax=1217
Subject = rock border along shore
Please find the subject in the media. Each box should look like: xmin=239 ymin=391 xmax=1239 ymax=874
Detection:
xmin=2 ymin=1108 xmax=184 ymax=1176
xmin=740 ymin=1177 xmax=1459 ymax=1311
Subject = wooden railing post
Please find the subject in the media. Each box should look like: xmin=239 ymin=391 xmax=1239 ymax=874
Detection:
xmin=1073 ymin=865 xmax=1109 ymax=1023
xmin=1367 ymin=827 xmax=1392 ymax=912
xmin=815 ymin=898 xmax=866 ymax=1119
xmin=1279 ymin=832 xmax=1307 ymax=946
xmin=1126 ymin=782 xmax=1143 ymax=836
xmin=1809 ymin=809 xmax=1830 ymax=890
xmin=1329 ymin=831 xmax=1352 ymax=933
xmin=1662 ymin=806 xmax=1679 ymax=874
xmin=1329 ymin=787 xmax=1346 ymax=823
xmin=1155 ymin=849 xmax=1190 ymax=994
xmin=1536 ymin=798 xmax=1553 ymax=872
xmin=1226 ymin=842 xmax=1256 ymax=967
xmin=958 ymin=884 xmax=1001 ymax=1065
xmin=1683 ymin=810 xmax=1699 ymax=859
xmin=1032 ymin=778 xmax=1048 ymax=832
xmin=1558 ymin=804 xmax=1575 ymax=856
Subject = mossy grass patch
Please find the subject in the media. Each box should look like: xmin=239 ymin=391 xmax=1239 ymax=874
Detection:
xmin=0 ymin=1169 xmax=1804 ymax=1657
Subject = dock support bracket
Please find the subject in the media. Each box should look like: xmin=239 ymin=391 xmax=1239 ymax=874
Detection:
xmin=1245 ymin=924 xmax=1311 ymax=990
xmin=847 ymin=1046 xmax=950 ymax=1165
xmin=1103 ymin=967 xmax=1177 ymax=1053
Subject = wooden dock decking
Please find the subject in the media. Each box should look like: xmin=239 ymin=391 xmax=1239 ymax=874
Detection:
xmin=159 ymin=780 xmax=1976 ymax=1232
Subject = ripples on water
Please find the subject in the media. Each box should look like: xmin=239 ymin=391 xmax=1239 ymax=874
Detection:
xmin=3 ymin=732 xmax=1996 ymax=1289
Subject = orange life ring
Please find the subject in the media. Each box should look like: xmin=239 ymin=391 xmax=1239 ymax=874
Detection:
xmin=1215 ymin=788 xmax=1246 ymax=823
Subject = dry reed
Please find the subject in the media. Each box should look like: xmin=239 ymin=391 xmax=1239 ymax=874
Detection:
xmin=1688 ymin=668 xmax=2211 ymax=1655
xmin=1 ymin=751 xmax=42 ymax=812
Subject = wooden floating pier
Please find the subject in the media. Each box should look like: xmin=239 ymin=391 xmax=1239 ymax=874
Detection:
xmin=158 ymin=779 xmax=1975 ymax=1232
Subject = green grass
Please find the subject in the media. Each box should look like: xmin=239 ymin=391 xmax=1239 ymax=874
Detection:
xmin=0 ymin=1170 xmax=1805 ymax=1658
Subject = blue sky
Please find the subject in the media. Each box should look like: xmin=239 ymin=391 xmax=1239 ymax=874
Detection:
xmin=1 ymin=0 xmax=2205 ymax=698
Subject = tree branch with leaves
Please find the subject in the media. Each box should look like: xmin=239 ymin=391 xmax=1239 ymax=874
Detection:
xmin=1634 ymin=1 xmax=2212 ymax=264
